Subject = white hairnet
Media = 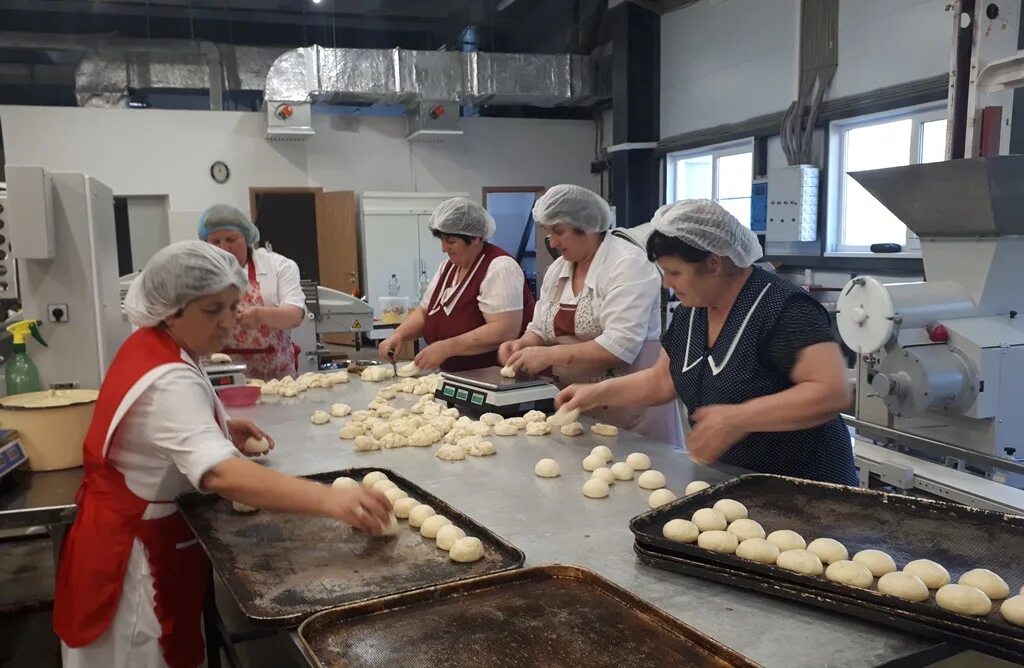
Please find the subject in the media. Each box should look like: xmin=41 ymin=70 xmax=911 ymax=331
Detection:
xmin=428 ymin=198 xmax=496 ymax=239
xmin=532 ymin=185 xmax=612 ymax=233
xmin=651 ymin=199 xmax=762 ymax=267
xmin=198 ymin=204 xmax=260 ymax=246
xmin=124 ymin=240 xmax=248 ymax=328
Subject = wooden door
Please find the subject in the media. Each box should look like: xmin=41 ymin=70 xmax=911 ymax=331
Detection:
xmin=315 ymin=190 xmax=359 ymax=345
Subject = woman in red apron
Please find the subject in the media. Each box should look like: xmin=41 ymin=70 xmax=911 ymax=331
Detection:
xmin=57 ymin=241 xmax=391 ymax=668
xmin=379 ymin=198 xmax=534 ymax=372
xmin=199 ymin=204 xmax=306 ymax=381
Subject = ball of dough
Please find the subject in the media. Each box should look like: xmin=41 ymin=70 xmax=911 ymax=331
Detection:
xmin=232 ymin=500 xmax=258 ymax=513
xmin=766 ymin=530 xmax=806 ymax=553
xmin=525 ymin=421 xmax=551 ymax=436
xmin=637 ymin=470 xmax=666 ymax=490
xmin=408 ymin=504 xmax=436 ymax=528
xmin=560 ymin=422 xmax=584 ymax=436
xmin=736 ymin=538 xmax=780 ymax=564
xmin=776 ymin=549 xmax=824 ymax=575
xmin=727 ymin=519 xmax=766 ymax=542
xmin=330 ymin=403 xmax=352 ymax=417
xmin=384 ymin=487 xmax=408 ymax=504
xmin=372 ymin=479 xmax=397 ymax=493
xmin=259 ymin=383 xmax=279 ymax=396
xmin=547 ymin=407 xmax=581 ymax=427
xmin=691 ymin=508 xmax=728 ymax=532
xmin=582 ymin=454 xmax=605 ymax=472
xmin=332 ymin=476 xmax=359 ymax=489
xmin=392 ymin=497 xmax=419 ymax=519
xmin=825 ymin=560 xmax=874 ymax=589
xmin=625 ymin=452 xmax=652 ymax=471
xmin=493 ymin=421 xmax=519 ymax=436
xmin=243 ymin=436 xmax=270 ymax=455
xmin=685 ymin=480 xmax=711 ymax=495
xmin=878 ymin=572 xmax=930 ymax=602
xmin=362 ymin=471 xmax=388 ymax=488
xmin=583 ymin=478 xmax=610 ymax=499
xmin=590 ymin=445 xmax=613 ymax=462
xmin=371 ymin=422 xmax=393 ymax=440
xmin=610 ymin=462 xmax=634 ymax=481
xmin=466 ymin=422 xmax=492 ymax=437
xmin=466 ymin=440 xmax=496 ymax=457
xmin=396 ymin=362 xmax=419 ymax=377
xmin=852 ymin=549 xmax=897 ymax=577
xmin=449 ymin=536 xmax=485 ymax=563
xmin=662 ymin=519 xmax=699 ymax=544
xmin=523 ymin=410 xmax=546 ymax=423
xmin=936 ymin=584 xmax=992 ymax=616
xmin=436 ymin=444 xmax=466 ymax=461
xmin=999 ymin=595 xmax=1024 ymax=626
xmin=712 ymin=499 xmax=747 ymax=522
xmin=591 ymin=467 xmax=616 ymax=485
xmin=377 ymin=514 xmax=399 ymax=538
xmin=807 ymin=538 xmax=848 ymax=565
xmin=697 ymin=530 xmax=738 ymax=554
xmin=435 ymin=524 xmax=466 ymax=551
xmin=354 ymin=435 xmax=381 ymax=452
xmin=499 ymin=365 xmax=516 ymax=378
xmin=648 ymin=488 xmax=677 ymax=509
xmin=534 ymin=458 xmax=561 ymax=478
xmin=339 ymin=424 xmax=364 ymax=440
xmin=506 ymin=417 xmax=527 ymax=429
xmin=419 ymin=514 xmax=452 ymax=539
xmin=591 ymin=422 xmax=619 ymax=437
xmin=310 ymin=410 xmax=331 ymax=425
xmin=903 ymin=559 xmax=950 ymax=589
xmin=210 ymin=352 xmax=232 ymax=364
xmin=958 ymin=568 xmax=1010 ymax=600
xmin=479 ymin=412 xmax=503 ymax=426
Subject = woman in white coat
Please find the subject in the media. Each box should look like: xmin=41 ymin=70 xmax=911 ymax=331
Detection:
xmin=54 ymin=241 xmax=391 ymax=668
xmin=499 ymin=185 xmax=683 ymax=446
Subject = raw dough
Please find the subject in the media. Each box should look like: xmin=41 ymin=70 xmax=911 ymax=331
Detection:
xmin=534 ymin=458 xmax=561 ymax=478
xmin=500 ymin=365 xmax=517 ymax=378
xmin=361 ymin=366 xmax=396 ymax=382
xmin=936 ymin=584 xmax=992 ymax=616
xmin=479 ymin=412 xmax=504 ymax=426
xmin=776 ymin=549 xmax=824 ymax=576
xmin=736 ymin=538 xmax=780 ymax=564
xmin=260 ymin=383 xmax=280 ymax=396
xmin=379 ymin=433 xmax=409 ymax=449
xmin=591 ymin=467 xmax=616 ymax=485
xmin=281 ymin=386 xmax=298 ymax=397
xmin=637 ymin=470 xmax=666 ymax=490
xmin=354 ymin=436 xmax=380 ymax=452
xmin=243 ymin=436 xmax=270 ymax=455
xmin=493 ymin=421 xmax=519 ymax=436
xmin=371 ymin=422 xmax=392 ymax=440
xmin=523 ymin=410 xmax=547 ymax=423
xmin=648 ymin=488 xmax=677 ymax=509
xmin=727 ymin=519 xmax=766 ymax=542
xmin=999 ymin=596 xmax=1024 ymax=626
xmin=697 ymin=530 xmax=739 ymax=554
xmin=377 ymin=514 xmax=399 ymax=537
xmin=766 ymin=530 xmax=806 ymax=553
xmin=878 ymin=572 xmax=930 ymax=602
xmin=852 ymin=549 xmax=897 ymax=577
xmin=372 ymin=479 xmax=397 ymax=493
xmin=435 ymin=524 xmax=466 ymax=551
xmin=506 ymin=417 xmax=527 ymax=429
xmin=330 ymin=403 xmax=352 ymax=417
xmin=547 ymin=407 xmax=581 ymax=427
xmin=436 ymin=444 xmax=466 ymax=461
xmin=684 ymin=480 xmax=711 ymax=495
xmin=662 ymin=519 xmax=700 ymax=544
xmin=467 ymin=422 xmax=492 ymax=437
xmin=610 ymin=462 xmax=634 ymax=481
xmin=590 ymin=445 xmax=613 ymax=462
xmin=807 ymin=538 xmax=848 ymax=565
xmin=331 ymin=476 xmax=359 ymax=489
xmin=825 ymin=560 xmax=874 ymax=589
xmin=691 ymin=508 xmax=728 ymax=532
xmin=582 ymin=478 xmax=610 ymax=499
xmin=232 ymin=500 xmax=258 ymax=513
xmin=419 ymin=514 xmax=452 ymax=539
xmin=903 ymin=559 xmax=950 ymax=589
xmin=625 ymin=452 xmax=651 ymax=471
xmin=525 ymin=421 xmax=551 ymax=436
xmin=712 ymin=499 xmax=747 ymax=522
xmin=396 ymin=362 xmax=419 ymax=377
xmin=339 ymin=424 xmax=364 ymax=440
xmin=392 ymin=497 xmax=419 ymax=519
xmin=408 ymin=504 xmax=436 ymax=528
xmin=449 ymin=536 xmax=485 ymax=563
xmin=210 ymin=353 xmax=232 ymax=364
xmin=362 ymin=471 xmax=388 ymax=488
xmin=310 ymin=410 xmax=331 ymax=425
xmin=559 ymin=422 xmax=584 ymax=437
xmin=384 ymin=487 xmax=408 ymax=504
xmin=465 ymin=440 xmax=496 ymax=457
xmin=591 ymin=423 xmax=619 ymax=437
xmin=959 ymin=569 xmax=1010 ymax=600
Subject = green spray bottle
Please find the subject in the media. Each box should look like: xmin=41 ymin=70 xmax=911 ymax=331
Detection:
xmin=5 ymin=320 xmax=47 ymax=395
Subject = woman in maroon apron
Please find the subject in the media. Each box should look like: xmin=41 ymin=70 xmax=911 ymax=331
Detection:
xmin=379 ymin=198 xmax=534 ymax=372
xmin=199 ymin=204 xmax=306 ymax=380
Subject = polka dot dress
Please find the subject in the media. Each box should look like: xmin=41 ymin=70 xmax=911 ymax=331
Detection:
xmin=664 ymin=268 xmax=857 ymax=485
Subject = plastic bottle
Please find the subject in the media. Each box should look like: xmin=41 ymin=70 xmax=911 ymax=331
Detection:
xmin=387 ymin=273 xmax=401 ymax=297
xmin=5 ymin=319 xmax=47 ymax=395
xmin=417 ymin=271 xmax=430 ymax=300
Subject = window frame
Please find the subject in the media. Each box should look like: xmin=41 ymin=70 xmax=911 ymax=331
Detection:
xmin=664 ymin=139 xmax=755 ymax=224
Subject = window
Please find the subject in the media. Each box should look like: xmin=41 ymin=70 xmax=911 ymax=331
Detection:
xmin=665 ymin=140 xmax=754 ymax=227
xmin=828 ymin=106 xmax=948 ymax=254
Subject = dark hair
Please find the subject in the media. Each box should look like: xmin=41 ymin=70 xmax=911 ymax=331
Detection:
xmin=646 ymin=230 xmax=711 ymax=263
xmin=430 ymin=229 xmax=477 ymax=245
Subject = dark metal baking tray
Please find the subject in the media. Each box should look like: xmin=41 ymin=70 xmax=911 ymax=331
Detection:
xmin=298 ymin=564 xmax=763 ymax=668
xmin=177 ymin=467 xmax=525 ymax=627
xmin=630 ymin=475 xmax=1024 ymax=651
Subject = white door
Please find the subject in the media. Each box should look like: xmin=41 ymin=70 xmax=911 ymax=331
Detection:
xmin=361 ymin=213 xmax=418 ymax=306
xmin=417 ymin=213 xmax=446 ymax=296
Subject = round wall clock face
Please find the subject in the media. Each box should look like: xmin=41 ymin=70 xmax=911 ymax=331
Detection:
xmin=210 ymin=161 xmax=230 ymax=184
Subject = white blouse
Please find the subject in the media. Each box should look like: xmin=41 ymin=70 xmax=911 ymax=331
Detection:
xmin=420 ymin=255 xmax=525 ymax=316
xmin=251 ymin=247 xmax=307 ymax=313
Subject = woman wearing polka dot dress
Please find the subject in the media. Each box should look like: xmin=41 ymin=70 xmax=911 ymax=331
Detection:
xmin=557 ymin=199 xmax=856 ymax=485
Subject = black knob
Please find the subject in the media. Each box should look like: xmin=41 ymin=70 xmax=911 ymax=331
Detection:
xmin=1006 ymin=447 xmax=1017 ymax=456
xmin=1010 ymin=310 xmax=1018 ymax=319
xmin=987 ymin=3 xmax=1000 ymax=20
xmin=53 ymin=308 xmax=65 ymax=321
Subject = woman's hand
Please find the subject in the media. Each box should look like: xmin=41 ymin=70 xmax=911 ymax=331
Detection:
xmin=378 ymin=334 xmax=403 ymax=361
xmin=556 ymin=382 xmax=605 ymax=413
xmin=506 ymin=346 xmax=556 ymax=375
xmin=227 ymin=419 xmax=275 ymax=457
xmin=236 ymin=306 xmax=264 ymax=330
xmin=413 ymin=341 xmax=453 ymax=370
xmin=687 ymin=405 xmax=749 ymax=464
xmin=497 ymin=339 xmax=523 ymax=365
xmin=321 ymin=486 xmax=392 ymax=535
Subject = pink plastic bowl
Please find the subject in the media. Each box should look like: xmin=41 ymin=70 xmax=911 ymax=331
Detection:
xmin=217 ymin=385 xmax=260 ymax=407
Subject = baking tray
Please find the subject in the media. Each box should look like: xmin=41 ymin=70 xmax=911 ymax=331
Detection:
xmin=298 ymin=564 xmax=763 ymax=668
xmin=177 ymin=467 xmax=525 ymax=627
xmin=629 ymin=475 xmax=1024 ymax=655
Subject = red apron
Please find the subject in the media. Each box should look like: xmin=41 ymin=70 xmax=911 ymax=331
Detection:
xmin=422 ymin=243 xmax=535 ymax=373
xmin=53 ymin=327 xmax=214 ymax=668
xmin=221 ymin=260 xmax=298 ymax=381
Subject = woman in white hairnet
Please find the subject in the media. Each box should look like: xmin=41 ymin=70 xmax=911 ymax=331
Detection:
xmin=499 ymin=185 xmax=683 ymax=446
xmin=558 ymin=200 xmax=856 ymax=484
xmin=198 ymin=204 xmax=306 ymax=380
xmin=378 ymin=197 xmax=534 ymax=372
xmin=54 ymin=241 xmax=391 ymax=668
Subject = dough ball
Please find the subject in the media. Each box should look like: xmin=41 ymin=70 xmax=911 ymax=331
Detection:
xmin=243 ymin=436 xmax=270 ymax=455
xmin=766 ymin=530 xmax=806 ymax=553
xmin=331 ymin=476 xmax=359 ymax=489
xmin=610 ymin=462 xmax=634 ymax=481
xmin=591 ymin=423 xmax=619 ymax=437
xmin=371 ymin=479 xmax=397 ymax=493
xmin=736 ymin=538 xmax=780 ymax=564
xmin=697 ymin=530 xmax=738 ymax=554
xmin=354 ymin=435 xmax=381 ymax=452
xmin=582 ymin=454 xmax=605 ymax=472
xmin=419 ymin=514 xmax=452 ymax=539
xmin=637 ymin=470 xmax=666 ymax=490
xmin=903 ymin=559 xmax=950 ymax=589
xmin=210 ymin=353 xmax=232 ymax=364
xmin=958 ymin=568 xmax=1010 ymax=600
xmin=999 ymin=596 xmax=1024 ymax=626
xmin=396 ymin=362 xmax=419 ymax=377
xmin=362 ymin=472 xmax=388 ymax=488
xmin=691 ymin=508 xmax=728 ymax=532
xmin=727 ymin=518 xmax=766 ymax=542
xmin=408 ymin=504 xmax=436 ymax=528
xmin=825 ymin=560 xmax=874 ymax=589
xmin=260 ymin=383 xmax=279 ymax=396
xmin=281 ymin=386 xmax=298 ymax=397
xmin=523 ymin=410 xmax=546 ymax=423
xmin=232 ymin=500 xmax=258 ymax=513
xmin=339 ymin=424 xmax=364 ymax=440
xmin=534 ymin=458 xmax=561 ymax=478
xmin=371 ymin=422 xmax=392 ymax=440
xmin=435 ymin=524 xmax=466 ymax=551
xmin=525 ymin=421 xmax=551 ymax=436
xmin=560 ymin=422 xmax=584 ymax=436
xmin=465 ymin=440 xmax=496 ymax=457
xmin=685 ymin=480 xmax=711 ymax=495
xmin=376 ymin=514 xmax=399 ymax=538
xmin=310 ymin=410 xmax=331 ymax=425
xmin=449 ymin=536 xmax=485 ymax=563
xmin=384 ymin=487 xmax=408 ymax=504
xmin=505 ymin=417 xmax=527 ymax=429
xmin=662 ymin=519 xmax=700 ymax=544
xmin=583 ymin=478 xmax=610 ymax=499
xmin=936 ymin=584 xmax=992 ymax=616
xmin=493 ymin=421 xmax=519 ymax=436
xmin=777 ymin=549 xmax=824 ymax=576
xmin=330 ymin=403 xmax=352 ymax=417
xmin=246 ymin=378 xmax=265 ymax=387
xmin=852 ymin=549 xmax=897 ymax=577
xmin=591 ymin=467 xmax=616 ymax=485
xmin=807 ymin=537 xmax=849 ymax=565
xmin=380 ymin=433 xmax=409 ymax=449
xmin=547 ymin=407 xmax=581 ymax=427
xmin=626 ymin=452 xmax=652 ymax=471
xmin=590 ymin=445 xmax=613 ymax=462
xmin=499 ymin=365 xmax=516 ymax=378
xmin=712 ymin=499 xmax=747 ymax=522
xmin=479 ymin=412 xmax=504 ymax=426
xmin=648 ymin=488 xmax=677 ymax=509
xmin=392 ymin=497 xmax=419 ymax=519
xmin=351 ymin=410 xmax=373 ymax=422
xmin=878 ymin=572 xmax=930 ymax=602
xmin=436 ymin=444 xmax=466 ymax=461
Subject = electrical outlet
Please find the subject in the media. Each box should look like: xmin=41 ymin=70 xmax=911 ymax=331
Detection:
xmin=47 ymin=304 xmax=69 ymax=323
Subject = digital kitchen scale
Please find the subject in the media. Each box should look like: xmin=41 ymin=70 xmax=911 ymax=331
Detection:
xmin=436 ymin=366 xmax=557 ymax=417
xmin=204 ymin=363 xmax=249 ymax=389
xmin=0 ymin=430 xmax=27 ymax=481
